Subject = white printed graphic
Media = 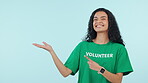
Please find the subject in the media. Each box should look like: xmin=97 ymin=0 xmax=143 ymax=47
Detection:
xmin=84 ymin=52 xmax=113 ymax=58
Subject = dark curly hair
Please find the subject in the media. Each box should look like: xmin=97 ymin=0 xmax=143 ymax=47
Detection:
xmin=83 ymin=8 xmax=125 ymax=46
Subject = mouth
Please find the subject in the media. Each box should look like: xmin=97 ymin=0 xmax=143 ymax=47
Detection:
xmin=95 ymin=24 xmax=104 ymax=28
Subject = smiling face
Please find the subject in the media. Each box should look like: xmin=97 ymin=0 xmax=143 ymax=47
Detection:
xmin=93 ymin=11 xmax=109 ymax=32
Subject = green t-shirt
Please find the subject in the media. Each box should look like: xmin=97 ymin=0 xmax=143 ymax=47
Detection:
xmin=64 ymin=41 xmax=133 ymax=83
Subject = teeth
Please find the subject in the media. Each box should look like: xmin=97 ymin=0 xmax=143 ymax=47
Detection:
xmin=96 ymin=25 xmax=103 ymax=27
xmin=97 ymin=25 xmax=102 ymax=27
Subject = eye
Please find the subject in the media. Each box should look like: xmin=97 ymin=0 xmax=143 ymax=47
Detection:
xmin=101 ymin=18 xmax=106 ymax=20
xmin=93 ymin=18 xmax=97 ymax=21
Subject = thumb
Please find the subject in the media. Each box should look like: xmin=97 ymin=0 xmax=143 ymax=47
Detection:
xmin=42 ymin=42 xmax=49 ymax=46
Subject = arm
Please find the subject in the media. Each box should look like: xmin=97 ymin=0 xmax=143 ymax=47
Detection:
xmin=102 ymin=69 xmax=123 ymax=83
xmin=33 ymin=42 xmax=72 ymax=77
xmin=85 ymin=56 xmax=123 ymax=83
xmin=49 ymin=50 xmax=72 ymax=77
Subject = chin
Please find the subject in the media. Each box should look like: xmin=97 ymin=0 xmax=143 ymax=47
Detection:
xmin=95 ymin=28 xmax=108 ymax=32
xmin=95 ymin=30 xmax=108 ymax=33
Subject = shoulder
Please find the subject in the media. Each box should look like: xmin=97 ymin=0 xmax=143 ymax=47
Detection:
xmin=77 ymin=41 xmax=87 ymax=44
xmin=78 ymin=41 xmax=90 ymax=45
xmin=110 ymin=42 xmax=127 ymax=51
xmin=111 ymin=42 xmax=128 ymax=54
xmin=111 ymin=42 xmax=125 ymax=47
xmin=76 ymin=41 xmax=90 ymax=47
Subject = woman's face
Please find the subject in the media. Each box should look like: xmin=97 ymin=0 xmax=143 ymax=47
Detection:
xmin=93 ymin=11 xmax=109 ymax=32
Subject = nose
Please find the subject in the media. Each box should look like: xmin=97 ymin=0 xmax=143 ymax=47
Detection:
xmin=94 ymin=19 xmax=102 ymax=25
xmin=96 ymin=19 xmax=102 ymax=23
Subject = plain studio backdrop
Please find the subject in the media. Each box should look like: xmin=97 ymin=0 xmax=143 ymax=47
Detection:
xmin=0 ymin=0 xmax=147 ymax=83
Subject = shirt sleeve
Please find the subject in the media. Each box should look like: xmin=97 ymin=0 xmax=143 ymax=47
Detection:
xmin=115 ymin=46 xmax=133 ymax=76
xmin=64 ymin=42 xmax=82 ymax=75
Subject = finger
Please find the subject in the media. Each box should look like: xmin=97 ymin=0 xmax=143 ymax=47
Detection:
xmin=84 ymin=56 xmax=92 ymax=61
xmin=32 ymin=43 xmax=44 ymax=48
xmin=87 ymin=61 xmax=92 ymax=64
xmin=32 ymin=43 xmax=38 ymax=46
xmin=32 ymin=43 xmax=41 ymax=47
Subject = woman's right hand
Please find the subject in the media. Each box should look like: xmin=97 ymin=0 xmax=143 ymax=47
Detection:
xmin=32 ymin=42 xmax=53 ymax=52
xmin=33 ymin=41 xmax=72 ymax=77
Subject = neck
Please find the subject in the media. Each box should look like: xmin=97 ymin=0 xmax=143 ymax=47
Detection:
xmin=93 ymin=31 xmax=109 ymax=44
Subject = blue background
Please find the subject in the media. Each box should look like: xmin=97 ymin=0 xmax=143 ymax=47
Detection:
xmin=0 ymin=0 xmax=147 ymax=83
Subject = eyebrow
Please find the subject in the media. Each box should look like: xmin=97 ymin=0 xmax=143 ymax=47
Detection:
xmin=94 ymin=16 xmax=107 ymax=18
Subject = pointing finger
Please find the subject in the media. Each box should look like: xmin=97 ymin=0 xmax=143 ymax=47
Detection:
xmin=84 ymin=56 xmax=92 ymax=61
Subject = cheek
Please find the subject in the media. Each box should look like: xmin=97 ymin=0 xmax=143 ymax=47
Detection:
xmin=93 ymin=22 xmax=96 ymax=28
xmin=104 ymin=21 xmax=109 ymax=27
xmin=93 ymin=22 xmax=95 ymax=26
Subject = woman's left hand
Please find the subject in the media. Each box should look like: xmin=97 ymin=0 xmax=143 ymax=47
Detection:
xmin=84 ymin=56 xmax=102 ymax=72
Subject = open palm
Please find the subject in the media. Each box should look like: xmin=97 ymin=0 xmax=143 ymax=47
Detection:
xmin=32 ymin=42 xmax=53 ymax=52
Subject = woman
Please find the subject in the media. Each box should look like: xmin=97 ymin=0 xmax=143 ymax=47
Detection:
xmin=33 ymin=8 xmax=133 ymax=83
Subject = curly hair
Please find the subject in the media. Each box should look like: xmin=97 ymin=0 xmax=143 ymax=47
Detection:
xmin=83 ymin=8 xmax=125 ymax=46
